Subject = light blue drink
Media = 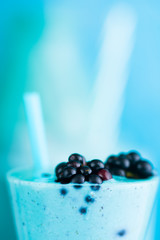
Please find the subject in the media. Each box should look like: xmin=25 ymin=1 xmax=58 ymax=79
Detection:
xmin=7 ymin=169 xmax=158 ymax=240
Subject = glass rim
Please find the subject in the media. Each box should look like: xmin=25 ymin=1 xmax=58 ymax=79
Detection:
xmin=7 ymin=167 xmax=159 ymax=188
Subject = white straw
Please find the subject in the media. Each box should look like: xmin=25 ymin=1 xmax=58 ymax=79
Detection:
xmin=24 ymin=93 xmax=50 ymax=171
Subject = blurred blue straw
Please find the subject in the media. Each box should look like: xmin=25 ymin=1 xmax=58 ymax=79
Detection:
xmin=23 ymin=93 xmax=50 ymax=171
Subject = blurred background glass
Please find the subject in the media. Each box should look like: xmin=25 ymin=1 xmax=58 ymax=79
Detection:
xmin=0 ymin=0 xmax=160 ymax=239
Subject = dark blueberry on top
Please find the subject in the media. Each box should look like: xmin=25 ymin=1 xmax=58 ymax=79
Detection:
xmin=88 ymin=174 xmax=103 ymax=184
xmin=68 ymin=153 xmax=86 ymax=166
xmin=55 ymin=162 xmax=67 ymax=177
xmin=118 ymin=153 xmax=126 ymax=159
xmin=80 ymin=166 xmax=92 ymax=176
xmin=60 ymin=188 xmax=68 ymax=196
xmin=119 ymin=157 xmax=130 ymax=169
xmin=71 ymin=174 xmax=85 ymax=184
xmin=127 ymin=151 xmax=141 ymax=164
xmin=97 ymin=169 xmax=112 ymax=181
xmin=88 ymin=159 xmax=104 ymax=171
xmin=79 ymin=207 xmax=87 ymax=215
xmin=67 ymin=160 xmax=81 ymax=168
xmin=85 ymin=195 xmax=95 ymax=203
xmin=117 ymin=229 xmax=126 ymax=237
xmin=110 ymin=168 xmax=126 ymax=177
xmin=104 ymin=163 xmax=111 ymax=171
xmin=61 ymin=167 xmax=77 ymax=179
xmin=135 ymin=160 xmax=153 ymax=177
xmin=107 ymin=157 xmax=130 ymax=170
xmin=60 ymin=178 xmax=71 ymax=184
xmin=106 ymin=155 xmax=117 ymax=165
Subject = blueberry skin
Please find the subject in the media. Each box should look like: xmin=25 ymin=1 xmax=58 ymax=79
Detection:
xmin=71 ymin=174 xmax=85 ymax=184
xmin=67 ymin=160 xmax=81 ymax=168
xmin=117 ymin=229 xmax=126 ymax=236
xmin=68 ymin=153 xmax=86 ymax=166
xmin=79 ymin=166 xmax=92 ymax=176
xmin=118 ymin=153 xmax=126 ymax=159
xmin=90 ymin=185 xmax=101 ymax=191
xmin=55 ymin=162 xmax=67 ymax=177
xmin=135 ymin=160 xmax=153 ymax=177
xmin=88 ymin=174 xmax=103 ymax=184
xmin=85 ymin=195 xmax=95 ymax=203
xmin=60 ymin=188 xmax=68 ymax=196
xmin=61 ymin=167 xmax=77 ymax=179
xmin=119 ymin=157 xmax=130 ymax=169
xmin=60 ymin=178 xmax=71 ymax=184
xmin=107 ymin=157 xmax=130 ymax=170
xmin=104 ymin=163 xmax=111 ymax=170
xmin=110 ymin=168 xmax=126 ymax=177
xmin=127 ymin=151 xmax=141 ymax=164
xmin=97 ymin=169 xmax=112 ymax=181
xmin=106 ymin=155 xmax=117 ymax=165
xmin=79 ymin=207 xmax=87 ymax=215
xmin=88 ymin=160 xmax=104 ymax=171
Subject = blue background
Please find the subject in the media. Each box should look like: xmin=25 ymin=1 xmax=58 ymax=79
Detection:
xmin=0 ymin=1 xmax=160 ymax=239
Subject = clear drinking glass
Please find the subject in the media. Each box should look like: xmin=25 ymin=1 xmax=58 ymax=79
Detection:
xmin=7 ymin=168 xmax=159 ymax=240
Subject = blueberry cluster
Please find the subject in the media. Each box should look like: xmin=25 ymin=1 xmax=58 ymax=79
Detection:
xmin=105 ymin=151 xmax=154 ymax=179
xmin=55 ymin=153 xmax=112 ymax=185
xmin=55 ymin=151 xmax=155 ymax=185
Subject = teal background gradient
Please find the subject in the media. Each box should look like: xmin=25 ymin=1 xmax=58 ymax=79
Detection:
xmin=0 ymin=1 xmax=160 ymax=239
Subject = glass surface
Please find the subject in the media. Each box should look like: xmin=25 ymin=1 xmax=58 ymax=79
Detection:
xmin=7 ymin=168 xmax=159 ymax=240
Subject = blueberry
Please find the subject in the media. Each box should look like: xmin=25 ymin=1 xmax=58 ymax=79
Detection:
xmin=97 ymin=169 xmax=112 ymax=181
xmin=71 ymin=174 xmax=85 ymax=189
xmin=67 ymin=160 xmax=81 ymax=168
xmin=108 ymin=157 xmax=130 ymax=170
xmin=117 ymin=229 xmax=126 ymax=237
xmin=60 ymin=188 xmax=68 ymax=196
xmin=60 ymin=178 xmax=71 ymax=184
xmin=106 ymin=155 xmax=117 ymax=165
xmin=55 ymin=162 xmax=67 ymax=177
xmin=88 ymin=174 xmax=103 ymax=184
xmin=61 ymin=167 xmax=77 ymax=179
xmin=118 ymin=153 xmax=126 ymax=159
xmin=85 ymin=195 xmax=95 ymax=203
xmin=79 ymin=207 xmax=87 ymax=215
xmin=56 ymin=173 xmax=63 ymax=181
xmin=88 ymin=160 xmax=104 ymax=171
xmin=90 ymin=185 xmax=101 ymax=191
xmin=68 ymin=153 xmax=86 ymax=166
xmin=104 ymin=163 xmax=110 ymax=170
xmin=119 ymin=157 xmax=130 ymax=169
xmin=73 ymin=185 xmax=83 ymax=189
xmin=127 ymin=151 xmax=141 ymax=164
xmin=80 ymin=166 xmax=92 ymax=176
xmin=135 ymin=160 xmax=153 ymax=177
xmin=110 ymin=168 xmax=126 ymax=177
xmin=71 ymin=174 xmax=85 ymax=184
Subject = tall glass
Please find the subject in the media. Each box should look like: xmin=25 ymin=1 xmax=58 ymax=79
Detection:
xmin=7 ymin=168 xmax=159 ymax=240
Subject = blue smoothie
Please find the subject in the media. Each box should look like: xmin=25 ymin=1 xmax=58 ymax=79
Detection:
xmin=7 ymin=168 xmax=159 ymax=240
